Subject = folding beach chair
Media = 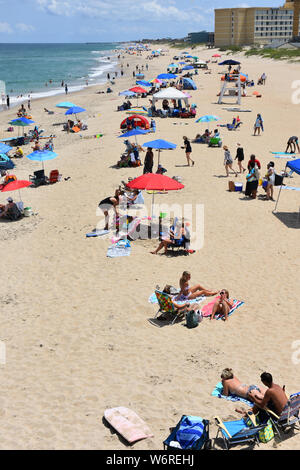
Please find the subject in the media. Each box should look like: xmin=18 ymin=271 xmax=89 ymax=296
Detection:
xmin=265 ymin=392 xmax=300 ymax=440
xmin=47 ymin=169 xmax=61 ymax=184
xmin=215 ymin=415 xmax=266 ymax=450
xmin=29 ymin=169 xmax=47 ymax=187
xmin=164 ymin=415 xmax=211 ymax=450
xmin=154 ymin=290 xmax=186 ymax=325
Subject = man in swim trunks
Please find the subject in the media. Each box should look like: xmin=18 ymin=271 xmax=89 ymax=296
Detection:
xmin=249 ymin=372 xmax=288 ymax=416
xmin=221 ymin=368 xmax=266 ymax=401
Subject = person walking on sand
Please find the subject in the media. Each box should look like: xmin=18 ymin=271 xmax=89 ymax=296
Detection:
xmin=223 ymin=146 xmax=238 ymax=177
xmin=254 ymin=113 xmax=264 ymax=136
xmin=235 ymin=143 xmax=246 ymax=173
xmin=182 ymin=136 xmax=194 ymax=167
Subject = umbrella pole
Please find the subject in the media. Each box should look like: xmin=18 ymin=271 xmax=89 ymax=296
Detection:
xmin=274 ymin=164 xmax=287 ymax=212
xmin=151 ymin=191 xmax=155 ymax=219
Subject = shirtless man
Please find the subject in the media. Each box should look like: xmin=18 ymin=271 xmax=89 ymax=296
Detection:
xmin=221 ymin=368 xmax=266 ymax=401
xmin=248 ymin=372 xmax=288 ymax=416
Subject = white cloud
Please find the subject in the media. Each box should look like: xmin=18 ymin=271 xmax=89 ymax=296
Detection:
xmin=36 ymin=0 xmax=205 ymax=24
xmin=16 ymin=23 xmax=35 ymax=32
xmin=0 ymin=22 xmax=13 ymax=34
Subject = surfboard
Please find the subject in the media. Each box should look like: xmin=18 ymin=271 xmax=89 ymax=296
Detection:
xmin=104 ymin=407 xmax=153 ymax=444
xmin=86 ymin=229 xmax=109 ymax=238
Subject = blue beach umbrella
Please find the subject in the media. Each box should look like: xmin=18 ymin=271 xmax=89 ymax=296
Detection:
xmin=65 ymin=106 xmax=86 ymax=115
xmin=157 ymin=73 xmax=177 ymax=80
xmin=136 ymin=80 xmax=152 ymax=87
xmin=26 ymin=149 xmax=58 ymax=171
xmin=56 ymin=102 xmax=76 ymax=108
xmin=118 ymin=128 xmax=149 ymax=144
xmin=0 ymin=142 xmax=12 ymax=154
xmin=182 ymin=65 xmax=194 ymax=71
xmin=179 ymin=61 xmax=186 ymax=65
xmin=142 ymin=139 xmax=176 ymax=165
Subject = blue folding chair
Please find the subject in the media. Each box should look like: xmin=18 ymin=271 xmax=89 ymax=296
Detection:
xmin=215 ymin=415 xmax=266 ymax=450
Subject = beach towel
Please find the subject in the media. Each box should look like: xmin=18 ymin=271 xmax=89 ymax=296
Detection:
xmin=212 ymin=382 xmax=253 ymax=407
xmin=175 ymin=416 xmax=206 ymax=450
xmin=148 ymin=293 xmax=205 ymax=306
xmin=201 ymin=297 xmax=244 ymax=319
xmin=271 ymin=152 xmax=296 ymax=159
xmin=282 ymin=186 xmax=300 ymax=191
xmin=106 ymin=240 xmax=131 ymax=258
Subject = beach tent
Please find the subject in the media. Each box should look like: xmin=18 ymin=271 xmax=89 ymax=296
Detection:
xmin=182 ymin=78 xmax=197 ymax=90
xmin=120 ymin=115 xmax=150 ymax=130
xmin=275 ymin=158 xmax=300 ymax=211
xmin=0 ymin=153 xmax=15 ymax=171
xmin=152 ymin=87 xmax=189 ymax=108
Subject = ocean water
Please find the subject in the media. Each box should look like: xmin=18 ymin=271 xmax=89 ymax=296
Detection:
xmin=0 ymin=43 xmax=119 ymax=105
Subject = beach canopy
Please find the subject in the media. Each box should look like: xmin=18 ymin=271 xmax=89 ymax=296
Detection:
xmin=152 ymin=87 xmax=189 ymax=107
xmin=120 ymin=115 xmax=150 ymax=130
xmin=157 ymin=73 xmax=177 ymax=80
xmin=182 ymin=65 xmax=194 ymax=71
xmin=287 ymin=158 xmax=300 ymax=174
xmin=127 ymin=173 xmax=184 ymax=191
xmin=10 ymin=117 xmax=35 ymax=126
xmin=274 ymin=158 xmax=300 ymax=211
xmin=0 ymin=142 xmax=12 ymax=153
xmin=219 ymin=60 xmax=241 ymax=66
xmin=182 ymin=78 xmax=197 ymax=90
xmin=65 ymin=106 xmax=86 ymax=115
xmin=56 ymin=102 xmax=76 ymax=108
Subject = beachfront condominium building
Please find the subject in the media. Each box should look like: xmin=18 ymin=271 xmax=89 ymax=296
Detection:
xmin=214 ymin=1 xmax=300 ymax=46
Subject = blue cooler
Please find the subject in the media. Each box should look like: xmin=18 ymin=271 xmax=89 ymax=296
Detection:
xmin=235 ymin=182 xmax=243 ymax=192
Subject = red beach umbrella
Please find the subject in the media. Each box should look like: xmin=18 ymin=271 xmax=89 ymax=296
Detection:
xmin=1 ymin=179 xmax=31 ymax=201
xmin=129 ymin=86 xmax=147 ymax=94
xmin=212 ymin=54 xmax=221 ymax=58
xmin=127 ymin=174 xmax=184 ymax=217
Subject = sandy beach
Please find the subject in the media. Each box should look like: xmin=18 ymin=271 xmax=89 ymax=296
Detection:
xmin=0 ymin=45 xmax=299 ymax=450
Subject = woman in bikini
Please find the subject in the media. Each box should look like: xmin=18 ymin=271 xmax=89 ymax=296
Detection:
xmin=179 ymin=271 xmax=218 ymax=300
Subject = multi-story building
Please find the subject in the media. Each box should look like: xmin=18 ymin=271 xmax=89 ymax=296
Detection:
xmin=214 ymin=1 xmax=300 ymax=46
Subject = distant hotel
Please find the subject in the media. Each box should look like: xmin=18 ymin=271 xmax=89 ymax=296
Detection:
xmin=214 ymin=1 xmax=300 ymax=46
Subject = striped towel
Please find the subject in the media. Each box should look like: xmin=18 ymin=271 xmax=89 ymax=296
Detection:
xmin=212 ymin=382 xmax=252 ymax=407
xmin=201 ymin=297 xmax=244 ymax=319
xmin=175 ymin=416 xmax=205 ymax=450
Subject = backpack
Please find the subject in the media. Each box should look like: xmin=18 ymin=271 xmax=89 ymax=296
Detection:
xmin=186 ymin=310 xmax=200 ymax=329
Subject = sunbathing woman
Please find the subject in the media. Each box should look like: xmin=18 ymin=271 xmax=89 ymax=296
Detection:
xmin=221 ymin=368 xmax=266 ymax=401
xmin=151 ymin=219 xmax=188 ymax=255
xmin=210 ymin=289 xmax=234 ymax=321
xmin=179 ymin=271 xmax=218 ymax=300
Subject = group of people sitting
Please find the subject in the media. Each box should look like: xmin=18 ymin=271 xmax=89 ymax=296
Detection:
xmin=63 ymin=119 xmax=87 ymax=133
xmin=193 ymin=129 xmax=220 ymax=144
xmin=149 ymin=99 xmax=197 ymax=119
xmin=117 ymin=140 xmax=144 ymax=168
xmin=17 ymin=104 xmax=29 ymax=118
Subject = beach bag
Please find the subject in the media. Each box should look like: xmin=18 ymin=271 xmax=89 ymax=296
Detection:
xmin=228 ymin=181 xmax=235 ymax=192
xmin=258 ymin=420 xmax=274 ymax=443
xmin=186 ymin=310 xmax=199 ymax=329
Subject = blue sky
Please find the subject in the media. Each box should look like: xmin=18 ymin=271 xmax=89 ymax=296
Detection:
xmin=0 ymin=0 xmax=284 ymax=42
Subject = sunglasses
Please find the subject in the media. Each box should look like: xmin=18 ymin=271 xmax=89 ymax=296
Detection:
xmin=220 ymin=291 xmax=225 ymax=295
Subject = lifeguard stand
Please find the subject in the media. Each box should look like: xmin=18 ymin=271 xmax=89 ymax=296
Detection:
xmin=218 ymin=74 xmax=241 ymax=106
